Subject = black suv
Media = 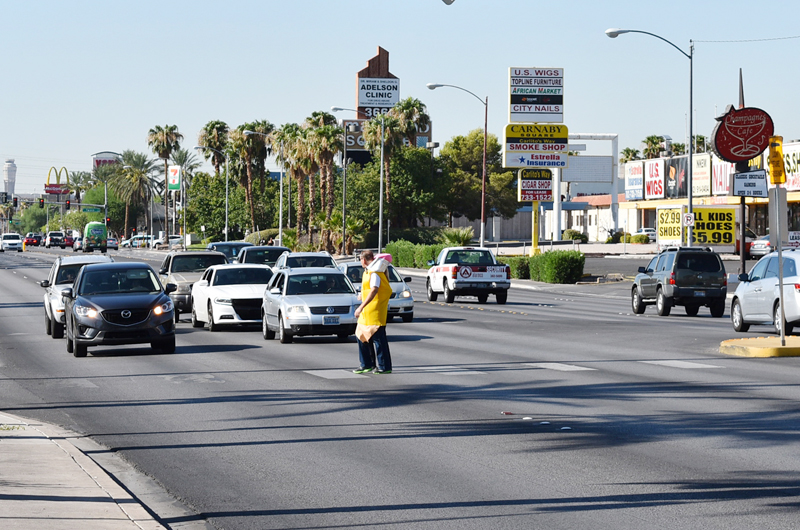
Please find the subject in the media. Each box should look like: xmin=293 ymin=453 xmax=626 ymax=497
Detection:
xmin=631 ymin=247 xmax=727 ymax=317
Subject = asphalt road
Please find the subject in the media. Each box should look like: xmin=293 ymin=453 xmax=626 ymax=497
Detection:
xmin=1 ymin=249 xmax=799 ymax=530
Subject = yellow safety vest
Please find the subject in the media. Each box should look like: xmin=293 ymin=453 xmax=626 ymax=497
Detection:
xmin=359 ymin=269 xmax=392 ymax=326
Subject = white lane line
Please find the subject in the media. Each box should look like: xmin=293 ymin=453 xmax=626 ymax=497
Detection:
xmin=527 ymin=362 xmax=596 ymax=371
xmin=305 ymin=370 xmax=369 ymax=379
xmin=412 ymin=366 xmax=486 ymax=375
xmin=640 ymin=360 xmax=722 ymax=369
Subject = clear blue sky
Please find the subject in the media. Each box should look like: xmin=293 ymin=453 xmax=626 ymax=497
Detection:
xmin=2 ymin=0 xmax=799 ymax=194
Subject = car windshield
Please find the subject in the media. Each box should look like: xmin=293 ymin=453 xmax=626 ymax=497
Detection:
xmin=286 ymin=256 xmax=335 ymax=268
xmin=211 ymin=244 xmax=248 ymax=259
xmin=444 ymin=250 xmax=494 ymax=265
xmin=172 ymin=255 xmax=227 ymax=272
xmin=3 ymin=234 xmax=20 ymax=241
xmin=286 ymin=274 xmax=354 ymax=295
xmin=242 ymin=248 xmax=289 ymax=265
xmin=79 ymin=269 xmax=160 ymax=295
xmin=213 ymin=268 xmax=274 ymax=286
xmin=676 ymin=253 xmax=722 ymax=273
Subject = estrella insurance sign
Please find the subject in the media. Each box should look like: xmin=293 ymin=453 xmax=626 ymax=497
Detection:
xmin=503 ymin=123 xmax=569 ymax=168
xmin=168 ymin=165 xmax=181 ymax=191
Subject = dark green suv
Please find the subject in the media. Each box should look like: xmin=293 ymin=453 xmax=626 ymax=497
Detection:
xmin=631 ymin=247 xmax=727 ymax=317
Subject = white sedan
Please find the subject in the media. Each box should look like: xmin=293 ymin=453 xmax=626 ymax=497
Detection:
xmin=190 ymin=264 xmax=274 ymax=331
xmin=731 ymin=251 xmax=800 ymax=334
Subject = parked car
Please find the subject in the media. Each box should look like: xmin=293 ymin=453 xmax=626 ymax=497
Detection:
xmin=106 ymin=237 xmax=119 ymax=250
xmin=731 ymin=251 xmax=800 ymax=334
xmin=40 ymin=254 xmax=113 ymax=338
xmin=631 ymin=246 xmax=727 ymax=317
xmin=61 ymin=261 xmax=177 ymax=357
xmin=72 ymin=237 xmax=83 ymax=252
xmin=426 ymin=247 xmax=511 ymax=304
xmin=152 ymin=234 xmax=183 ymax=249
xmin=23 ymin=233 xmax=39 ymax=246
xmin=338 ymin=261 xmax=415 ymax=322
xmin=274 ymin=251 xmax=337 ymax=269
xmin=635 ymin=227 xmax=657 ymax=242
xmin=234 ymin=245 xmax=291 ymax=266
xmin=190 ymin=264 xmax=274 ymax=330
xmin=45 ymin=231 xmax=65 ymax=249
xmin=206 ymin=241 xmax=253 ymax=263
xmin=1 ymin=233 xmax=23 ymax=252
xmin=261 ymin=267 xmax=358 ymax=343
xmin=120 ymin=234 xmax=153 ymax=248
xmin=158 ymin=250 xmax=228 ymax=320
xmin=748 ymin=235 xmax=773 ymax=258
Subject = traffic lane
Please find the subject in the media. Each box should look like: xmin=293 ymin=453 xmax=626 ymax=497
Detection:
xmin=583 ymin=256 xmax=760 ymax=279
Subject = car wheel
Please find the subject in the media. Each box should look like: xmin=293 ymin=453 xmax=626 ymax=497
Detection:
xmin=684 ymin=304 xmax=700 ymax=317
xmin=73 ymin=336 xmax=87 ymax=358
xmin=496 ymin=291 xmax=508 ymax=305
xmin=631 ymin=287 xmax=646 ymax=314
xmin=337 ymin=333 xmax=349 ymax=341
xmin=731 ymin=299 xmax=750 ymax=332
xmin=45 ymin=311 xmax=52 ymax=336
xmin=173 ymin=308 xmax=180 ymax=323
xmin=401 ymin=313 xmax=413 ymax=323
xmin=207 ymin=302 xmax=219 ymax=332
xmin=656 ymin=289 xmax=672 ymax=316
xmin=443 ymin=281 xmax=455 ymax=303
xmin=191 ymin=305 xmax=203 ymax=328
xmin=426 ymin=279 xmax=438 ymax=302
xmin=774 ymin=302 xmax=794 ymax=335
xmin=151 ymin=336 xmax=176 ymax=354
xmin=51 ymin=319 xmax=64 ymax=339
xmin=278 ymin=313 xmax=293 ymax=344
xmin=262 ymin=311 xmax=275 ymax=340
xmin=477 ymin=294 xmax=488 ymax=304
xmin=710 ymin=298 xmax=725 ymax=318
xmin=66 ymin=326 xmax=74 ymax=353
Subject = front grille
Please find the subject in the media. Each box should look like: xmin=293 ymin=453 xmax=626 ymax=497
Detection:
xmin=102 ymin=309 xmax=150 ymax=326
xmin=309 ymin=305 xmax=351 ymax=315
xmin=103 ymin=330 xmax=151 ymax=341
xmin=232 ymin=298 xmax=262 ymax=320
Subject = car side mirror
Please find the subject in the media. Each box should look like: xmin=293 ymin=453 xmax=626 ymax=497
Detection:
xmin=195 ymin=280 xmax=208 ymax=287
xmin=164 ymin=283 xmax=178 ymax=294
xmin=39 ymin=280 xmax=50 ymax=288
xmin=270 ymin=287 xmax=281 ymax=295
xmin=427 ymin=260 xmax=435 ymax=267
xmin=638 ymin=266 xmax=646 ymax=273
xmin=159 ymin=268 xmax=167 ymax=275
xmin=60 ymin=287 xmax=74 ymax=298
xmin=738 ymin=273 xmax=750 ymax=282
xmin=404 ymin=277 xmax=412 ymax=283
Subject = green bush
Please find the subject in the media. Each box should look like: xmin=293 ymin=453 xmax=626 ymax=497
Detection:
xmin=414 ymin=243 xmax=448 ymax=269
xmin=630 ymin=234 xmax=651 ymax=244
xmin=562 ymin=229 xmax=588 ymax=243
xmin=529 ymin=250 xmax=585 ymax=284
xmin=498 ymin=256 xmax=530 ymax=279
xmin=384 ymin=240 xmax=418 ymax=268
xmin=605 ymin=231 xmax=631 ymax=244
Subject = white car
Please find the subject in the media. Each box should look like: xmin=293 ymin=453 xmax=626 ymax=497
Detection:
xmin=190 ymin=264 xmax=274 ymax=331
xmin=40 ymin=254 xmax=114 ymax=338
xmin=338 ymin=261 xmax=415 ymax=322
xmin=1 ymin=233 xmax=23 ymax=252
xmin=635 ymin=228 xmax=657 ymax=242
xmin=731 ymin=251 xmax=800 ymax=334
xmin=426 ymin=246 xmax=511 ymax=304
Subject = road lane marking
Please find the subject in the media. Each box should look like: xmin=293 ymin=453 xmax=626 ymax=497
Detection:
xmin=640 ymin=360 xmax=722 ymax=369
xmin=412 ymin=366 xmax=486 ymax=375
xmin=527 ymin=362 xmax=596 ymax=371
xmin=305 ymin=370 xmax=369 ymax=379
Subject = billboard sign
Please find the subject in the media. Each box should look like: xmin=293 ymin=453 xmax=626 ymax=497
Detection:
xmin=502 ymin=123 xmax=568 ymax=168
xmin=731 ymin=169 xmax=768 ymax=197
xmin=92 ymin=151 xmax=121 ymax=168
xmin=517 ymin=168 xmax=553 ymax=201
xmin=168 ymin=165 xmax=181 ymax=191
xmin=692 ymin=154 xmax=711 ymax=197
xmin=357 ymin=77 xmax=399 ymax=117
xmin=509 ymin=67 xmax=563 ymax=123
xmin=644 ymin=159 xmax=665 ymax=199
xmin=710 ymin=106 xmax=774 ymax=163
xmin=624 ymin=162 xmax=644 ymax=200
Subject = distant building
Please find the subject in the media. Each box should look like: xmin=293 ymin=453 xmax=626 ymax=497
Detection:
xmin=4 ymin=159 xmax=16 ymax=197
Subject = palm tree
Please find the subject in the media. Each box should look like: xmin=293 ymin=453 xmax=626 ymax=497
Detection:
xmin=147 ymin=125 xmax=183 ymax=235
xmin=228 ymin=120 xmax=274 ymax=233
xmin=619 ymin=147 xmax=641 ymax=164
xmin=279 ymin=124 xmax=318 ymax=238
xmin=272 ymin=123 xmax=300 ymax=229
xmin=113 ymin=150 xmax=157 ymax=238
xmin=671 ymin=143 xmax=686 ymax=156
xmin=642 ymin=135 xmax=664 ymax=159
xmin=304 ymin=115 xmax=343 ymax=219
xmin=391 ymin=97 xmax=431 ymax=146
xmin=68 ymin=171 xmax=93 ymax=209
xmin=198 ymin=120 xmax=229 ymax=175
xmin=693 ymin=134 xmax=708 ymax=153
xmin=362 ymin=113 xmax=403 ymax=207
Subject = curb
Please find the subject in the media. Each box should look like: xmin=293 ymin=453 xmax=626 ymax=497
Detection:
xmin=719 ymin=336 xmax=800 ymax=358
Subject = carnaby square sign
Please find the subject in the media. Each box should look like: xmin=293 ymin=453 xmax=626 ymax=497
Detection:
xmin=503 ymin=123 xmax=569 ymax=168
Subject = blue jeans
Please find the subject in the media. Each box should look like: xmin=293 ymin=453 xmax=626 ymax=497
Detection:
xmin=358 ymin=326 xmax=392 ymax=371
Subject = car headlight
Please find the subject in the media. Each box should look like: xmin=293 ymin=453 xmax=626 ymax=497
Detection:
xmin=400 ymin=289 xmax=412 ymax=298
xmin=287 ymin=305 xmax=307 ymax=314
xmin=74 ymin=303 xmax=99 ymax=318
xmin=153 ymin=299 xmax=174 ymax=316
xmin=176 ymin=283 xmax=192 ymax=294
xmin=214 ymin=297 xmax=232 ymax=305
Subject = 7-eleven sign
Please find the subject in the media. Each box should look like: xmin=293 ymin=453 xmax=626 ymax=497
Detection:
xmin=168 ymin=165 xmax=181 ymax=191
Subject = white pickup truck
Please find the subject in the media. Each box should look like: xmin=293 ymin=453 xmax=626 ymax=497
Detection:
xmin=426 ymin=246 xmax=511 ymax=304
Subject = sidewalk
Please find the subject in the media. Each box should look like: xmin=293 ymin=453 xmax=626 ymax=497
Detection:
xmin=0 ymin=411 xmax=166 ymax=530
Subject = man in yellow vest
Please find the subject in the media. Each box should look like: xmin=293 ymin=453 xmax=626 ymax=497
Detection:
xmin=353 ymin=250 xmax=393 ymax=374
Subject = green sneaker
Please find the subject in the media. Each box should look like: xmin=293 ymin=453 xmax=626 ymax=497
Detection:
xmin=353 ymin=367 xmax=374 ymax=374
xmin=373 ymin=369 xmax=392 ymax=374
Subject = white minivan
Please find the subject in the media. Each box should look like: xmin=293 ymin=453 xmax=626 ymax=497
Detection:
xmin=1 ymin=233 xmax=23 ymax=252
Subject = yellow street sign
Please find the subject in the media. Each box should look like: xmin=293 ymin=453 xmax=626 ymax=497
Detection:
xmin=769 ymin=135 xmax=785 ymax=185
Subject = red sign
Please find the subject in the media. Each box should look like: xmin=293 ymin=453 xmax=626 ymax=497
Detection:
xmin=45 ymin=184 xmax=70 ymax=195
xmin=711 ymin=106 xmax=774 ymax=163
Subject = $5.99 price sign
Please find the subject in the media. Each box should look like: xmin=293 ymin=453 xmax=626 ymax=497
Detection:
xmin=657 ymin=207 xmax=735 ymax=246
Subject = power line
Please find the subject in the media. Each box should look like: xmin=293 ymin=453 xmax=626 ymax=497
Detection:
xmin=696 ymin=35 xmax=800 ymax=43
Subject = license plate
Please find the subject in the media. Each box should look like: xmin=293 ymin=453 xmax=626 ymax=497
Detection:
xmin=694 ymin=291 xmax=706 ymax=297
xmin=323 ymin=316 xmax=339 ymax=325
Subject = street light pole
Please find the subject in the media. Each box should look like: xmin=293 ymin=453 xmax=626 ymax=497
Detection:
xmin=606 ymin=28 xmax=693 ymax=246
xmin=194 ymin=145 xmax=229 ymax=241
xmin=426 ymin=83 xmax=488 ymax=248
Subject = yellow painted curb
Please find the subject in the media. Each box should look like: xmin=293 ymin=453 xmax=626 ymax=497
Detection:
xmin=720 ymin=336 xmax=800 ymax=358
